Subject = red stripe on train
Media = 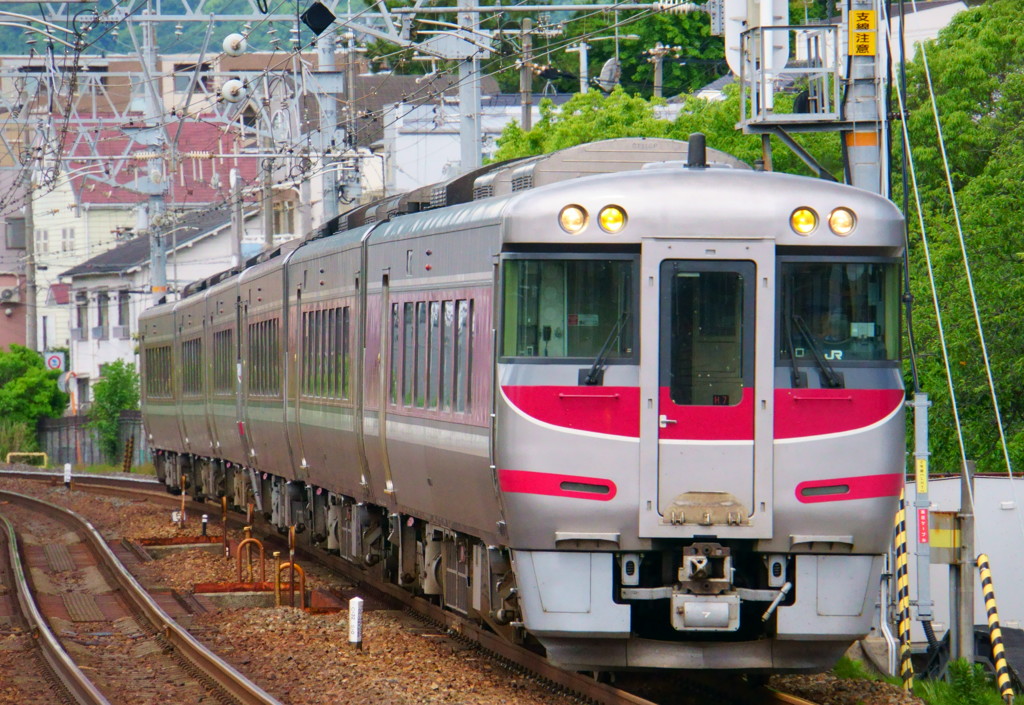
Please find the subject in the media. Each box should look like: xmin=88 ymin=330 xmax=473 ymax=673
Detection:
xmin=501 ymin=386 xmax=903 ymax=440
xmin=497 ymin=469 xmax=618 ymax=501
xmin=774 ymin=388 xmax=904 ymax=439
xmin=795 ymin=473 xmax=904 ymax=503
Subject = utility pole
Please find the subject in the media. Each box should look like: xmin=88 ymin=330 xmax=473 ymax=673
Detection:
xmin=519 ymin=18 xmax=533 ymax=131
xmin=141 ymin=8 xmax=168 ymax=305
xmin=952 ymin=460 xmax=976 ymax=663
xmin=566 ymin=41 xmax=590 ymax=93
xmin=229 ymin=168 xmax=243 ymax=267
xmin=23 ymin=166 xmax=36 ymax=351
xmin=646 ymin=42 xmax=678 ymax=99
xmin=457 ymin=0 xmax=482 ymax=172
xmin=261 ymin=78 xmax=275 ymax=251
xmin=317 ymin=29 xmax=339 ymax=221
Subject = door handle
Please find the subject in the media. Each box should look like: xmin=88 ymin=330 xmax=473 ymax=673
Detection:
xmin=659 ymin=414 xmax=677 ymax=428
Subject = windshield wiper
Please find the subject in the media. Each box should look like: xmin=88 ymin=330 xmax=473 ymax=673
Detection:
xmin=581 ymin=309 xmax=630 ymax=386
xmin=790 ymin=315 xmax=843 ymax=389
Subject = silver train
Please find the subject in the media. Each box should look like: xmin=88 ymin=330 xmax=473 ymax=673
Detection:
xmin=140 ymin=136 xmax=906 ymax=671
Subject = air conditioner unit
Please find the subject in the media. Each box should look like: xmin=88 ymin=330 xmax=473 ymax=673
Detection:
xmin=112 ymin=325 xmax=130 ymax=340
xmin=0 ymin=287 xmax=19 ymax=303
xmin=70 ymin=328 xmax=87 ymax=342
xmin=91 ymin=326 xmax=109 ymax=341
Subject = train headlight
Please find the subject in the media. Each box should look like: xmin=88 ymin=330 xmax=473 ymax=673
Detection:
xmin=598 ymin=205 xmax=627 ymax=234
xmin=790 ymin=207 xmax=818 ymax=236
xmin=828 ymin=207 xmax=856 ymax=236
xmin=559 ymin=205 xmax=588 ymax=234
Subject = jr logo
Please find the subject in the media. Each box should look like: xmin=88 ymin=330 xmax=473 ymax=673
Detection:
xmin=824 ymin=350 xmax=844 ymax=361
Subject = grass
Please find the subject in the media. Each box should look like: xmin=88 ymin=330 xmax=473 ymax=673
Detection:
xmin=61 ymin=462 xmax=157 ymax=476
xmin=833 ymin=657 xmax=1007 ymax=705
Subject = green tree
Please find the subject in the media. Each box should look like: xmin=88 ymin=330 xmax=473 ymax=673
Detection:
xmin=88 ymin=359 xmax=140 ymax=463
xmin=898 ymin=0 xmax=1024 ymax=475
xmin=494 ymin=84 xmax=845 ymax=179
xmin=0 ymin=345 xmax=68 ymax=426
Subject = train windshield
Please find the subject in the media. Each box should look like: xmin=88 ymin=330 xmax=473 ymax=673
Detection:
xmin=502 ymin=257 xmax=634 ymax=359
xmin=779 ymin=260 xmax=899 ymax=362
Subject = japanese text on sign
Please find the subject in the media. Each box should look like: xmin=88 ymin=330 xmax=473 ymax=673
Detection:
xmin=917 ymin=508 xmax=929 ymax=544
xmin=848 ymin=10 xmax=877 ymax=56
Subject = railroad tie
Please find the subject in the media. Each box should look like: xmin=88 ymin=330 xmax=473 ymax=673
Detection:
xmin=63 ymin=592 xmax=106 ymax=622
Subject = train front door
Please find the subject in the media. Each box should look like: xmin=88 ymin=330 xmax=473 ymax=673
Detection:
xmin=639 ymin=240 xmax=773 ymax=539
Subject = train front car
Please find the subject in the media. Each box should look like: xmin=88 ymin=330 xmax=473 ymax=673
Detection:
xmin=495 ymin=159 xmax=906 ymax=670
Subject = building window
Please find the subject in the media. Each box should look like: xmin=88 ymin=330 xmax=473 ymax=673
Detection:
xmin=76 ymin=300 xmax=88 ymax=331
xmin=172 ymin=62 xmax=212 ymax=92
xmin=118 ymin=291 xmax=130 ymax=326
xmin=36 ymin=228 xmax=48 ymax=254
xmin=96 ymin=291 xmax=109 ymax=334
xmin=61 ymin=227 xmax=74 ymax=253
xmin=272 ymin=201 xmax=295 ymax=237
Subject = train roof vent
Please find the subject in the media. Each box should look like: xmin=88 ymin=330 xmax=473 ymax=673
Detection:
xmin=511 ymin=173 xmax=534 ymax=191
xmin=473 ymin=184 xmax=493 ymax=200
xmin=428 ymin=185 xmax=447 ymax=210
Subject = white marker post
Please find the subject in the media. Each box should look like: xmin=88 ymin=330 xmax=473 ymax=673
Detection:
xmin=348 ymin=596 xmax=364 ymax=650
xmin=63 ymin=463 xmax=71 ymax=489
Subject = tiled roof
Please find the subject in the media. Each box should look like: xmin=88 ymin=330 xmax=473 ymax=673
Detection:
xmin=62 ymin=119 xmax=260 ymax=207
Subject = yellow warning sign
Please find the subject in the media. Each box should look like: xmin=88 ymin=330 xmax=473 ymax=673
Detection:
xmin=851 ymin=10 xmax=877 ymax=30
xmin=849 ymin=11 xmax=877 ymax=56
xmin=915 ymin=458 xmax=928 ymax=494
xmin=849 ymin=31 xmax=877 ymax=56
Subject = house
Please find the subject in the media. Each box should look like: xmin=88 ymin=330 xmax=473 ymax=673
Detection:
xmin=32 ymin=120 xmax=262 ymax=350
xmin=59 ymin=207 xmax=267 ymax=404
xmin=0 ymin=168 xmax=26 ymax=348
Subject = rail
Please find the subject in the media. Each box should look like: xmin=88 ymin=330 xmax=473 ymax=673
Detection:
xmin=0 ymin=512 xmax=109 ymax=705
xmin=0 ymin=489 xmax=282 ymax=705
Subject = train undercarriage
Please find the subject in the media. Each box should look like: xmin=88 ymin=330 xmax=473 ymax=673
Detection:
xmin=151 ymin=449 xmax=863 ymax=673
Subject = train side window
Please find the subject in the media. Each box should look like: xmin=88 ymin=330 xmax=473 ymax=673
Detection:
xmin=455 ymin=299 xmax=472 ymax=413
xmin=390 ymin=304 xmax=400 ymax=405
xmin=182 ymin=338 xmax=202 ymax=396
xmin=403 ymin=302 xmax=414 ymax=406
xmin=301 ymin=311 xmax=310 ymax=395
xmin=342 ymin=306 xmax=351 ymax=399
xmin=428 ymin=301 xmax=440 ymax=409
xmin=416 ymin=302 xmax=427 ymax=408
xmin=213 ymin=330 xmax=232 ymax=394
xmin=442 ymin=301 xmax=455 ymax=412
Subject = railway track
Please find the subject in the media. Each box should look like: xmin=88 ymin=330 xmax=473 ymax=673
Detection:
xmin=0 ymin=470 xmax=824 ymax=705
xmin=0 ymin=486 xmax=281 ymax=705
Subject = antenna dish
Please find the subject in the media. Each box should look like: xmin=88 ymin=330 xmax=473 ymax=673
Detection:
xmin=595 ymin=58 xmax=621 ymax=92
xmin=220 ymin=78 xmax=247 ymax=103
xmin=223 ymin=33 xmax=248 ymax=57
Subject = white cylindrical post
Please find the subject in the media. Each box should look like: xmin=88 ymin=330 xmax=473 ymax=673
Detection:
xmin=63 ymin=462 xmax=71 ymax=488
xmin=348 ymin=596 xmax=363 ymax=649
xmin=201 ymin=514 xmax=209 ymax=537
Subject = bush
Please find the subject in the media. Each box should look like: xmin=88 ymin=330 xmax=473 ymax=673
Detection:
xmin=915 ymin=659 xmax=1006 ymax=705
xmin=88 ymin=360 xmax=140 ymax=463
xmin=0 ymin=419 xmax=39 ymax=461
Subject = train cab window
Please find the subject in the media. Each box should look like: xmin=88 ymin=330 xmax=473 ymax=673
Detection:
xmin=779 ymin=260 xmax=899 ymax=363
xmin=501 ymin=257 xmax=635 ymax=360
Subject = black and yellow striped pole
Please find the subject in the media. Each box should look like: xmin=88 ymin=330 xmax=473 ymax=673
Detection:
xmin=894 ymin=489 xmax=913 ymax=690
xmin=977 ymin=554 xmax=1014 ymax=704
